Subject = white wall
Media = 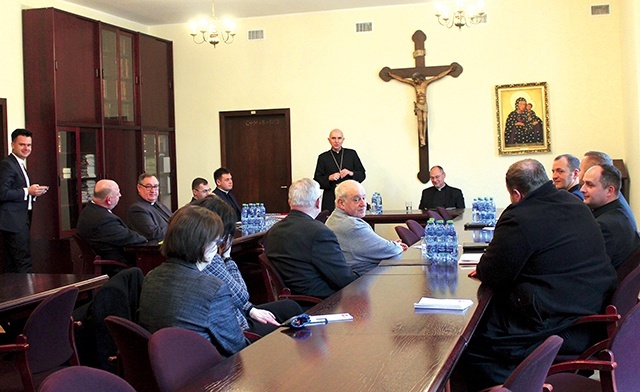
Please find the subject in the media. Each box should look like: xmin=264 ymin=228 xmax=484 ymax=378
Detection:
xmin=151 ymin=0 xmax=628 ymax=211
xmin=2 ymin=0 xmax=637 ymax=224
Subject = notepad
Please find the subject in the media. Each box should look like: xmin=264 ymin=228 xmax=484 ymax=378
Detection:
xmin=459 ymin=252 xmax=483 ymax=265
xmin=310 ymin=313 xmax=354 ymax=323
xmin=414 ymin=297 xmax=474 ymax=311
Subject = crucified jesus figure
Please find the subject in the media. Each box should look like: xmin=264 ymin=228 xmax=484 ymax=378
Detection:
xmin=386 ymin=64 xmax=456 ymax=147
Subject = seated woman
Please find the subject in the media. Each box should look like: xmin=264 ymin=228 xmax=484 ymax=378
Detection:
xmin=138 ymin=205 xmax=249 ymax=357
xmin=194 ymin=195 xmax=303 ymax=337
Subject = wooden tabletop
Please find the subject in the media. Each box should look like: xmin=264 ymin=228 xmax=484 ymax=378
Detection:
xmin=182 ymin=265 xmax=491 ymax=392
xmin=0 ymin=273 xmax=108 ymax=314
xmin=362 ymin=209 xmax=464 ymax=228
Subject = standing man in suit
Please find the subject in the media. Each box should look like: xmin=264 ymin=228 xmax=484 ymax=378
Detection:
xmin=213 ymin=167 xmax=241 ymax=221
xmin=0 ymin=129 xmax=49 ymax=272
xmin=265 ymin=178 xmax=358 ymax=299
xmin=127 ymin=173 xmax=172 ymax=241
xmin=418 ymin=165 xmax=465 ymax=210
xmin=314 ymin=129 xmax=366 ymax=213
xmin=77 ymin=179 xmax=146 ymax=265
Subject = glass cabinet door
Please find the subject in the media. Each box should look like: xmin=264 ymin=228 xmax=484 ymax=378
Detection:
xmin=143 ymin=131 xmax=173 ymax=211
xmin=58 ymin=128 xmax=99 ymax=234
xmin=119 ymin=32 xmax=135 ymax=123
xmin=58 ymin=131 xmax=78 ymax=232
xmin=101 ymin=27 xmax=136 ymax=124
xmin=101 ymin=29 xmax=119 ymax=122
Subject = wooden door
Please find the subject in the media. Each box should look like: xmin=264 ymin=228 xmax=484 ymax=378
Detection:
xmin=220 ymin=109 xmax=291 ymax=213
xmin=139 ymin=34 xmax=174 ymax=129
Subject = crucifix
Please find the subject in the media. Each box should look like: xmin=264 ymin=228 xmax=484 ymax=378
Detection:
xmin=380 ymin=30 xmax=463 ymax=183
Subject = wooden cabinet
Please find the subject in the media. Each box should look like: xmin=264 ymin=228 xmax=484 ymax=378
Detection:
xmin=22 ymin=8 xmax=176 ymax=273
xmin=143 ymin=131 xmax=176 ymax=211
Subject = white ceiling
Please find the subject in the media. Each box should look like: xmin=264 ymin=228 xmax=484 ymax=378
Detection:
xmin=63 ymin=0 xmax=432 ymax=26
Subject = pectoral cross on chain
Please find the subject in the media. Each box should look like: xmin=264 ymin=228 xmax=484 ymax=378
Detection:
xmin=380 ymin=30 xmax=463 ymax=183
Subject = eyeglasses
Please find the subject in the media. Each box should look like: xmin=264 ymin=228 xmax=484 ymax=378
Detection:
xmin=139 ymin=184 xmax=160 ymax=190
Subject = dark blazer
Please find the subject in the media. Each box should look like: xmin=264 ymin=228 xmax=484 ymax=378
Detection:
xmin=418 ymin=184 xmax=465 ymax=210
xmin=567 ymin=184 xmax=584 ymax=200
xmin=314 ymin=148 xmax=366 ymax=212
xmin=76 ymin=202 xmax=146 ymax=263
xmin=127 ymin=196 xmax=172 ymax=241
xmin=593 ymin=199 xmax=640 ymax=269
xmin=139 ymin=258 xmax=249 ymax=357
xmin=0 ymin=154 xmax=29 ymax=233
xmin=475 ymin=181 xmax=616 ymax=353
xmin=213 ymin=188 xmax=241 ymax=221
xmin=265 ymin=209 xmax=358 ymax=298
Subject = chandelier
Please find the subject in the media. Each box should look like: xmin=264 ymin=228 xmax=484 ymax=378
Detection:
xmin=435 ymin=1 xmax=486 ymax=30
xmin=189 ymin=0 xmax=236 ymax=47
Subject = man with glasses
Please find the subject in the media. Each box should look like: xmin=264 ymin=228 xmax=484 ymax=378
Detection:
xmin=326 ymin=180 xmax=407 ymax=274
xmin=127 ymin=173 xmax=172 ymax=241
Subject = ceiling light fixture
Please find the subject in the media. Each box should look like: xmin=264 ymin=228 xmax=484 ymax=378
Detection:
xmin=189 ymin=0 xmax=236 ymax=47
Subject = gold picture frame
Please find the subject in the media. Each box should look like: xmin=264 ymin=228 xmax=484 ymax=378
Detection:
xmin=495 ymin=82 xmax=550 ymax=155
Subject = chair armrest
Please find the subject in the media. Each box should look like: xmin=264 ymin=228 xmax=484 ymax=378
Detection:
xmin=548 ymin=349 xmax=616 ymax=375
xmin=571 ymin=305 xmax=620 ymax=337
xmin=0 ymin=342 xmax=29 ymax=353
xmin=93 ymin=258 xmax=130 ymax=274
xmin=278 ymin=293 xmax=323 ymax=304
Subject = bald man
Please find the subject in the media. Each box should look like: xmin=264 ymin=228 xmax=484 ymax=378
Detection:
xmin=326 ymin=180 xmax=407 ymax=274
xmin=77 ymin=179 xmax=146 ymax=265
xmin=313 ymin=129 xmax=366 ymax=212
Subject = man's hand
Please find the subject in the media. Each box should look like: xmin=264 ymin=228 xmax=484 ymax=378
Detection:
xmin=395 ymin=239 xmax=409 ymax=251
xmin=339 ymin=169 xmax=353 ymax=178
xmin=28 ymin=184 xmax=48 ymax=197
xmin=249 ymin=308 xmax=279 ymax=326
xmin=330 ymin=172 xmax=341 ymax=181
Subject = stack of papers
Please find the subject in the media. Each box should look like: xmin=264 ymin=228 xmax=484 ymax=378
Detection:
xmin=414 ymin=297 xmax=474 ymax=311
xmin=310 ymin=313 xmax=354 ymax=323
xmin=459 ymin=252 xmax=483 ymax=265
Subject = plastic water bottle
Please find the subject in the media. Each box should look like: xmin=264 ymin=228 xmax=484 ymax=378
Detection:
xmin=258 ymin=203 xmax=266 ymax=231
xmin=241 ymin=204 xmax=249 ymax=235
xmin=370 ymin=193 xmax=378 ymax=215
xmin=472 ymin=198 xmax=479 ymax=223
xmin=488 ymin=197 xmax=496 ymax=226
xmin=425 ymin=218 xmax=436 ymax=259
xmin=248 ymin=203 xmax=258 ymax=234
xmin=377 ymin=192 xmax=383 ymax=214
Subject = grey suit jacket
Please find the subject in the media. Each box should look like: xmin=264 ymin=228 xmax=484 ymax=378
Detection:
xmin=139 ymin=258 xmax=249 ymax=357
xmin=127 ymin=196 xmax=172 ymax=241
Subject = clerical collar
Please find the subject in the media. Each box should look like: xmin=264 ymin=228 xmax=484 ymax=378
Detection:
xmin=436 ymin=184 xmax=446 ymax=191
xmin=331 ymin=148 xmax=342 ymax=154
xmin=217 ymin=187 xmax=229 ymax=194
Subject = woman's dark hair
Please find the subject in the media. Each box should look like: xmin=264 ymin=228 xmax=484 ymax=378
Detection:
xmin=161 ymin=205 xmax=223 ymax=262
xmin=192 ymin=194 xmax=237 ymax=241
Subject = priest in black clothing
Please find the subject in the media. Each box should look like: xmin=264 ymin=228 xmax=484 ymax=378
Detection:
xmin=313 ymin=129 xmax=366 ymax=212
xmin=418 ymin=165 xmax=465 ymax=210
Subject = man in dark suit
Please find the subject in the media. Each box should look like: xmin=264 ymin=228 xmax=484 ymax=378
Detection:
xmin=76 ymin=179 xmax=146 ymax=264
xmin=458 ymin=159 xmax=617 ymax=390
xmin=581 ymin=163 xmax=640 ymax=270
xmin=213 ymin=167 xmax=241 ymax=221
xmin=190 ymin=177 xmax=211 ymax=203
xmin=127 ymin=173 xmax=172 ymax=241
xmin=265 ymin=178 xmax=358 ymax=299
xmin=418 ymin=165 xmax=465 ymax=210
xmin=551 ymin=153 xmax=583 ymax=200
xmin=0 ymin=129 xmax=49 ymax=272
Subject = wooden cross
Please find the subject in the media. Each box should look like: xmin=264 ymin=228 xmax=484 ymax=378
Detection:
xmin=380 ymin=30 xmax=463 ymax=183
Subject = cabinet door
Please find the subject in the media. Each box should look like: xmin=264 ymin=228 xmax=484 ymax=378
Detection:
xmin=139 ymin=35 xmax=173 ymax=128
xmin=54 ymin=11 xmax=101 ymax=124
xmin=143 ymin=131 xmax=175 ymax=211
xmin=102 ymin=27 xmax=137 ymax=124
xmin=104 ymin=128 xmax=141 ymax=219
xmin=58 ymin=127 xmax=99 ymax=235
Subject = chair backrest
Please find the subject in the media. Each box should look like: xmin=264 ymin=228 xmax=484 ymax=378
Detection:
xmin=502 ymin=335 xmax=563 ymax=392
xmin=615 ymin=246 xmax=640 ymax=284
xmin=610 ymin=262 xmax=640 ymax=318
xmin=148 ymin=327 xmax=224 ymax=392
xmin=436 ymin=207 xmax=453 ymax=221
xmin=395 ymin=225 xmax=419 ymax=246
xmin=608 ymin=301 xmax=640 ymax=390
xmin=38 ymin=366 xmax=136 ymax=392
xmin=315 ymin=209 xmax=330 ymax=223
xmin=259 ymin=253 xmax=288 ymax=302
xmin=425 ymin=210 xmax=443 ymax=221
xmin=104 ymin=315 xmax=159 ymax=392
xmin=406 ymin=219 xmax=424 ymax=238
xmin=23 ymin=286 xmax=80 ymax=374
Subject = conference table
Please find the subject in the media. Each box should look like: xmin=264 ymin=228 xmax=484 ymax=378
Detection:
xmin=362 ymin=208 xmax=464 ymax=229
xmin=0 ymin=273 xmax=109 ymax=324
xmin=182 ymin=211 xmax=492 ymax=392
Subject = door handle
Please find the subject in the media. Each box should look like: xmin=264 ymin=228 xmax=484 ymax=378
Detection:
xmin=280 ymin=185 xmax=288 ymax=189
